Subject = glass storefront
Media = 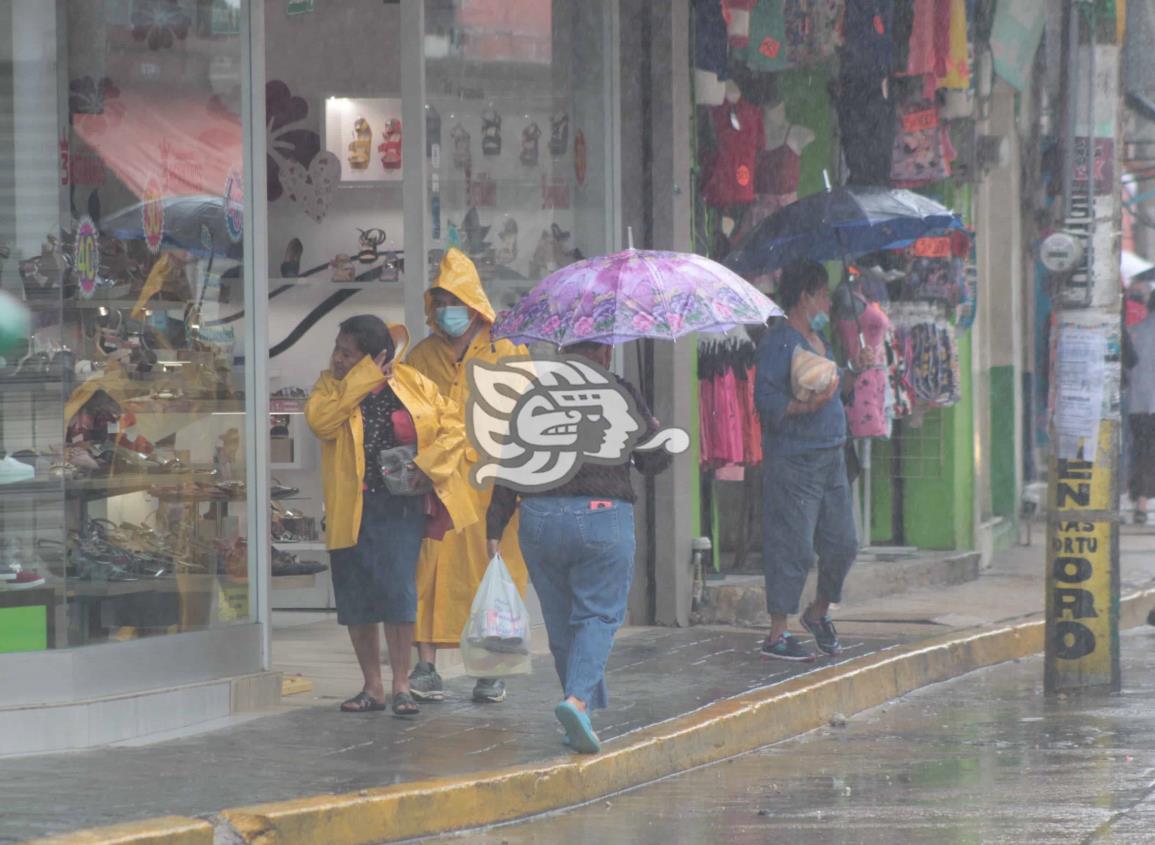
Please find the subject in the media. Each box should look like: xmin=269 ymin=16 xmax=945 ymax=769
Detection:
xmin=0 ymin=0 xmax=620 ymax=745
xmin=423 ymin=0 xmax=616 ymax=310
xmin=1 ymin=0 xmax=254 ymax=658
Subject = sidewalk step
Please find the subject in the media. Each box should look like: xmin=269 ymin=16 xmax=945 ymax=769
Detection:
xmin=692 ymin=551 xmax=981 ymax=628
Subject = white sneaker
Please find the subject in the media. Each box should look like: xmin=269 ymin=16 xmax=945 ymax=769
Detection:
xmin=0 ymin=454 xmax=34 ymax=485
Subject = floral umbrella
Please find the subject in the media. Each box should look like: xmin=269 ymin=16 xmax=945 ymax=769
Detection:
xmin=492 ymin=243 xmax=782 ymax=347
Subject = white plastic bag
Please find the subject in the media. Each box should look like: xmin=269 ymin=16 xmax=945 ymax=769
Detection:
xmin=459 ymin=554 xmax=533 ymax=677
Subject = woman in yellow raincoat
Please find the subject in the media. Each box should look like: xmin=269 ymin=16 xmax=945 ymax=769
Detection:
xmin=406 ymin=248 xmax=529 ymax=704
xmin=306 ymin=315 xmax=476 ymax=716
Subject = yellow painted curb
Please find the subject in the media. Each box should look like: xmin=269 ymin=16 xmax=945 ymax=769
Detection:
xmin=20 ymin=817 xmax=212 ymax=845
xmin=23 ymin=587 xmax=1155 ymax=845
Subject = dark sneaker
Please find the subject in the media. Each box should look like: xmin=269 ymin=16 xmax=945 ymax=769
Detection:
xmin=472 ymin=677 xmax=506 ymax=703
xmin=800 ymin=612 xmax=843 ymax=656
xmin=760 ymin=633 xmax=816 ymax=662
xmin=408 ymin=662 xmax=445 ymax=701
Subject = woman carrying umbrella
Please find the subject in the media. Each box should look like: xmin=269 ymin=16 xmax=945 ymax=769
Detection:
xmin=754 ymin=259 xmax=874 ymax=662
xmin=486 ymin=240 xmax=778 ymax=753
xmin=485 ymin=341 xmax=670 ymax=754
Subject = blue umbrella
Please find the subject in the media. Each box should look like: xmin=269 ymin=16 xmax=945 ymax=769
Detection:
xmin=101 ymin=195 xmax=243 ymax=261
xmin=724 ymin=185 xmax=965 ymax=276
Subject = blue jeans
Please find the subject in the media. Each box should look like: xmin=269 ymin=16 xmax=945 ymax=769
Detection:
xmin=761 ymin=446 xmax=858 ymax=616
xmin=518 ymin=497 xmax=636 ymax=711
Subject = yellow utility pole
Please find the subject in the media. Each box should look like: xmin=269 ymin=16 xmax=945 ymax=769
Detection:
xmin=1044 ymin=0 xmax=1125 ymax=693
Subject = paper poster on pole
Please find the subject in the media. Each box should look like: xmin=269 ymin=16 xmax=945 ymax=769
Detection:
xmin=1053 ymin=325 xmax=1107 ymax=459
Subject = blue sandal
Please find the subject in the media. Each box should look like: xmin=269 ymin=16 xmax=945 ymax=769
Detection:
xmin=554 ymin=701 xmax=600 ymax=754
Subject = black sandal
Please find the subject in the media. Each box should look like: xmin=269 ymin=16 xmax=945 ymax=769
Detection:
xmin=392 ymin=691 xmax=420 ymax=717
xmin=340 ymin=691 xmax=387 ymax=713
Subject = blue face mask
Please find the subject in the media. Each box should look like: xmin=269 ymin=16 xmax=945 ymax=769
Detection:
xmin=435 ymin=305 xmax=472 ymax=338
xmin=810 ymin=311 xmax=830 ymax=333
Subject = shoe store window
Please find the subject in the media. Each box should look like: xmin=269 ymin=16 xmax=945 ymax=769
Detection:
xmin=423 ymin=0 xmax=617 ymax=310
xmin=0 ymin=1 xmax=259 ymax=663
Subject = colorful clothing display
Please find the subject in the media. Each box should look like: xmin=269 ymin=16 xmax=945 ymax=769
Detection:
xmin=699 ymin=338 xmax=762 ymax=470
xmin=784 ymin=0 xmax=844 ymax=67
xmin=900 ymin=0 xmax=950 ymax=78
xmin=695 ymin=0 xmax=731 ymax=78
xmin=890 ymin=95 xmax=951 ymax=187
xmin=740 ymin=0 xmax=791 ymax=72
xmin=837 ymin=296 xmax=891 ymax=439
xmin=889 ymin=303 xmax=962 ymax=408
xmin=702 ymin=99 xmax=765 ymax=208
xmin=755 ymin=125 xmax=803 ymax=195
xmin=938 ymin=0 xmax=971 ymax=90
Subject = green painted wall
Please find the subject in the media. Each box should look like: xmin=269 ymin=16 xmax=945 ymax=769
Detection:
xmin=868 ymin=332 xmax=974 ymax=550
xmin=989 ymin=364 xmax=1017 ymax=519
xmin=867 ymin=183 xmax=976 ymax=551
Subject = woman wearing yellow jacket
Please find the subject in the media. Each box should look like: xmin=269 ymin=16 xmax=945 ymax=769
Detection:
xmin=306 ymin=315 xmax=476 ymax=716
xmin=405 ymin=248 xmax=529 ymax=704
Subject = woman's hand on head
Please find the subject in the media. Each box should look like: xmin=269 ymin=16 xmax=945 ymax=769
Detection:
xmin=373 ymin=350 xmax=394 ymax=379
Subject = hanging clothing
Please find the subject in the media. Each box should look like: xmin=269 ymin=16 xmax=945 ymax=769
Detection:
xmin=938 ymin=0 xmax=971 ymax=90
xmin=899 ymin=233 xmax=969 ymax=306
xmin=732 ymin=191 xmax=797 ymax=293
xmin=695 ymin=0 xmax=731 ymax=79
xmin=902 ymin=0 xmax=949 ymax=78
xmin=755 ymin=125 xmax=803 ymax=195
xmin=840 ymin=0 xmax=895 ymax=84
xmin=724 ymin=0 xmax=758 ymax=48
xmin=836 ymin=75 xmax=895 ymax=186
xmin=890 ymin=95 xmax=951 ymax=187
xmin=740 ymin=0 xmax=791 ymax=72
xmin=702 ymin=99 xmax=765 ymax=208
xmin=836 ymin=297 xmax=892 ymax=439
xmin=698 ymin=338 xmax=762 ymax=470
xmin=784 ymin=0 xmax=845 ymax=67
xmin=889 ymin=303 xmax=962 ymax=408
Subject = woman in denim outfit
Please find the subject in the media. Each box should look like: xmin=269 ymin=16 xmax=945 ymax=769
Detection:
xmin=485 ymin=342 xmax=670 ymax=753
xmin=754 ymin=260 xmax=872 ymax=662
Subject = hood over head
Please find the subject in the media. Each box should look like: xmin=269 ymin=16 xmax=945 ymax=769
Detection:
xmin=424 ymin=247 xmax=496 ymax=332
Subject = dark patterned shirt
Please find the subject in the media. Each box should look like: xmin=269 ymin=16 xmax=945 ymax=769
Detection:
xmin=361 ymin=385 xmax=404 ymax=493
xmin=486 ymin=376 xmax=671 ymax=539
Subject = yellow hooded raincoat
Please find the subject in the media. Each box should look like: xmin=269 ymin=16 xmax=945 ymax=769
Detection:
xmin=406 ymin=248 xmax=529 ymax=645
xmin=305 ymin=350 xmax=477 ymax=552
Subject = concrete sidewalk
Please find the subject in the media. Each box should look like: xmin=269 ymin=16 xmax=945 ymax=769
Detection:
xmin=7 ymin=526 xmax=1155 ymax=845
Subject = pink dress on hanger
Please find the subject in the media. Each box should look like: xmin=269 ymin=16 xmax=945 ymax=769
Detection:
xmin=837 ymin=298 xmax=892 ymax=439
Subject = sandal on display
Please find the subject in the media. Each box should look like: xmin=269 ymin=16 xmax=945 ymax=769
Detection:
xmin=496 ymin=217 xmax=518 ymax=266
xmin=549 ymin=111 xmax=569 ymax=156
xmin=520 ymin=122 xmax=540 ymax=167
xmin=340 ymin=691 xmax=387 ymax=713
xmin=347 ymin=117 xmax=372 ymax=170
xmin=330 ymin=254 xmax=356 ymax=282
xmin=451 ymin=123 xmax=471 ymax=169
xmin=270 ymin=477 xmax=299 ymax=499
xmin=356 ymin=228 xmax=386 ymax=264
xmin=379 ymin=118 xmax=402 ymax=170
xmin=481 ymin=109 xmax=502 ymax=157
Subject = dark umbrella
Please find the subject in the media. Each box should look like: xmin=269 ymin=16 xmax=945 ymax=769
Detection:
xmin=724 ymin=185 xmax=965 ymax=277
xmin=101 ymin=195 xmax=243 ymax=261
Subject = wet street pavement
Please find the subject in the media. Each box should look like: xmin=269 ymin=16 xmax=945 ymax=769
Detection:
xmin=0 ymin=627 xmax=900 ymax=843
xmin=446 ymin=627 xmax=1155 ymax=845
